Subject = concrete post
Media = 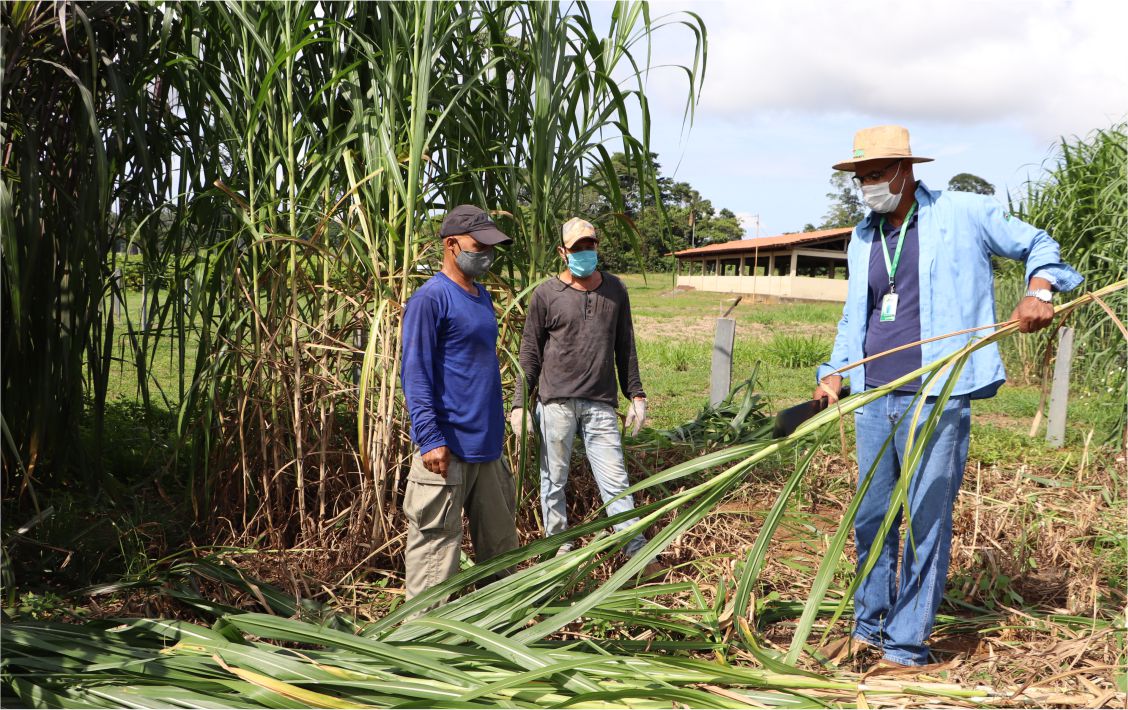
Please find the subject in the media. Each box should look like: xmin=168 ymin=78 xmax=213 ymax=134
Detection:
xmin=1046 ymin=326 xmax=1074 ymax=447
xmin=710 ymin=317 xmax=736 ymax=406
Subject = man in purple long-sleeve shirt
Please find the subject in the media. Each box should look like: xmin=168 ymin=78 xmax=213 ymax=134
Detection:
xmin=400 ymin=205 xmax=518 ymax=602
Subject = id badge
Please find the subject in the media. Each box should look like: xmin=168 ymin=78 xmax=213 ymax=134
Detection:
xmin=880 ymin=293 xmax=899 ymax=322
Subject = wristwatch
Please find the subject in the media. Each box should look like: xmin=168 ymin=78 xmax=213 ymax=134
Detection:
xmin=1025 ymin=288 xmax=1053 ymax=303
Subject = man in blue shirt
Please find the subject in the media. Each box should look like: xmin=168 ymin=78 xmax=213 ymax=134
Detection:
xmin=814 ymin=126 xmax=1082 ymax=669
xmin=400 ymin=205 xmax=519 ymax=602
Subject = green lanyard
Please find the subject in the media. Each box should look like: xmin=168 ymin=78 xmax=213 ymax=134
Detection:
xmin=878 ymin=201 xmax=917 ymax=293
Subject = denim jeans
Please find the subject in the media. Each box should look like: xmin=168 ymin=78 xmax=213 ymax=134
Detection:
xmin=852 ymin=392 xmax=971 ymax=666
xmin=536 ymin=398 xmax=648 ymax=557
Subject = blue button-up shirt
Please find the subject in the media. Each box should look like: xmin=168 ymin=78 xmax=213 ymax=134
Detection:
xmin=816 ymin=181 xmax=1083 ymax=400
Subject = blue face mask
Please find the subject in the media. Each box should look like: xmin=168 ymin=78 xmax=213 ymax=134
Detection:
xmin=567 ymin=250 xmax=598 ymax=277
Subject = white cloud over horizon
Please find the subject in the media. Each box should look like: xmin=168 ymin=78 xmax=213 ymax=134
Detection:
xmin=648 ymin=0 xmax=1128 ymax=142
xmin=589 ymin=0 xmax=1126 ymax=234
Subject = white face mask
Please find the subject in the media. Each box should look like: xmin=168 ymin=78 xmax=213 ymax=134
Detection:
xmin=860 ymin=162 xmax=904 ymax=214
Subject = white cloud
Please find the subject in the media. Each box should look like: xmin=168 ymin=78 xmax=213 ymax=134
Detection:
xmin=648 ymin=0 xmax=1128 ymax=140
xmin=732 ymin=211 xmax=758 ymax=237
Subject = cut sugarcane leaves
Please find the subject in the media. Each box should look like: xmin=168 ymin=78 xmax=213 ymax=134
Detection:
xmin=6 ymin=282 xmax=1121 ymax=708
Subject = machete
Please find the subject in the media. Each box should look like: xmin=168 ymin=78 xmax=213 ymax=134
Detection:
xmin=771 ymin=386 xmax=851 ymax=438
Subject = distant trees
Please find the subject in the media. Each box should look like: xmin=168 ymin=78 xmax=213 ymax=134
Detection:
xmin=816 ymin=171 xmax=865 ymax=229
xmin=947 ymin=172 xmax=995 ymax=195
xmin=580 ymin=152 xmax=745 ymax=272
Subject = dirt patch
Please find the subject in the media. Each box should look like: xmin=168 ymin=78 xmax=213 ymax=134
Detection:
xmin=633 ymin=315 xmax=768 ymax=342
xmin=977 ymin=411 xmax=1033 ymax=431
xmin=633 ymin=315 xmax=814 ymax=343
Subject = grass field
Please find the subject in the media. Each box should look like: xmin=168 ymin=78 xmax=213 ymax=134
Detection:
xmin=620 ymin=273 xmax=1108 ymax=463
xmin=100 ymin=272 xmax=1112 ymax=468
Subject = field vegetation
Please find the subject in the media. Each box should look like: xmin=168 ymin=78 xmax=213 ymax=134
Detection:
xmin=2 ymin=1 xmax=1126 ymax=707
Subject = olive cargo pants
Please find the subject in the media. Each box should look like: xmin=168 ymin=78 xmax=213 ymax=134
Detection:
xmin=403 ymin=453 xmax=519 ymax=602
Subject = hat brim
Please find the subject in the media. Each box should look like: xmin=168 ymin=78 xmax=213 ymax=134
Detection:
xmin=562 ymin=233 xmax=598 ymax=248
xmin=832 ymin=155 xmax=933 ymax=172
xmin=467 ymin=226 xmax=512 ymax=245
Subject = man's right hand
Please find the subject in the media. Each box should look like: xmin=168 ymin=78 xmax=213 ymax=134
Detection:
xmin=422 ymin=445 xmax=451 ymax=478
xmin=813 ymin=374 xmax=843 ymax=403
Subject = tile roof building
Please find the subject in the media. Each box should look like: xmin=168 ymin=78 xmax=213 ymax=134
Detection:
xmin=673 ymin=227 xmax=851 ymax=302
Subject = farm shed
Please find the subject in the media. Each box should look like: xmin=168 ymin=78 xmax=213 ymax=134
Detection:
xmin=674 ymin=227 xmax=852 ymax=302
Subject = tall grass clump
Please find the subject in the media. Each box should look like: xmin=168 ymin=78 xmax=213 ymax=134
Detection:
xmin=763 ymin=333 xmax=831 ymax=369
xmin=1001 ymin=123 xmax=1127 ymax=441
xmin=2 ymin=2 xmax=707 ymax=561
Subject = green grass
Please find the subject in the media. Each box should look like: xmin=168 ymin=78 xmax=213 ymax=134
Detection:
xmin=101 ymin=289 xmax=200 ymax=409
xmin=619 ymin=272 xmax=1117 ymax=468
xmin=618 ymin=273 xmax=844 ymax=324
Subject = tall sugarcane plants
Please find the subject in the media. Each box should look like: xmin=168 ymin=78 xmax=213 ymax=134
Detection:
xmin=1 ymin=2 xmax=706 ymax=553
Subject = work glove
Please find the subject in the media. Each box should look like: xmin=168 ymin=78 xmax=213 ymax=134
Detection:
xmin=624 ymin=397 xmax=647 ymax=437
xmin=508 ymin=407 xmax=535 ymax=436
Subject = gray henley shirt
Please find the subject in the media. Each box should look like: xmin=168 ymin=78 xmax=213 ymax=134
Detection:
xmin=518 ymin=272 xmax=645 ymax=406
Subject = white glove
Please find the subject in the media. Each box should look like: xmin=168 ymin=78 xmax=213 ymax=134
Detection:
xmin=624 ymin=397 xmax=647 ymax=437
xmin=508 ymin=407 xmax=534 ymax=436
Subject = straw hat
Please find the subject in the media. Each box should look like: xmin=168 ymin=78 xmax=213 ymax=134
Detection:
xmin=832 ymin=125 xmax=933 ymax=172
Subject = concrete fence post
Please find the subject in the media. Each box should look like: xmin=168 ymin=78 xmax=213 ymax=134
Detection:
xmin=1046 ymin=326 xmax=1074 ymax=447
xmin=710 ymin=317 xmax=736 ymax=407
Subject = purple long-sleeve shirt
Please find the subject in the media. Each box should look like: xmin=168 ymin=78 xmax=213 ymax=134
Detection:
xmin=401 ymin=272 xmax=504 ymax=462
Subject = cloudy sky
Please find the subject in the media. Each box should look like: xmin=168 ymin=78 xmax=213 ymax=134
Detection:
xmin=600 ymin=0 xmax=1128 ymax=237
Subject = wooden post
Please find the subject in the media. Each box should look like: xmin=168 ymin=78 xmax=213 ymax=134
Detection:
xmin=1046 ymin=326 xmax=1074 ymax=447
xmin=140 ymin=275 xmax=148 ymax=332
xmin=112 ymin=269 xmax=123 ymax=319
xmin=752 ymin=245 xmax=759 ymax=302
xmin=353 ymin=327 xmax=367 ymax=386
xmin=710 ymin=317 xmax=736 ymax=406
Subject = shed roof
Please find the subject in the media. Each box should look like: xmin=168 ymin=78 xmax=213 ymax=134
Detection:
xmin=674 ymin=227 xmax=852 ymax=258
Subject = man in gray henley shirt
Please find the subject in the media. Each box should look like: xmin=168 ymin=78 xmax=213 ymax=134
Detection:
xmin=514 ymin=218 xmax=661 ymax=577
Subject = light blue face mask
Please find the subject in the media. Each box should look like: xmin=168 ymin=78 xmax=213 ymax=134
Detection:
xmin=567 ymin=250 xmax=598 ymax=277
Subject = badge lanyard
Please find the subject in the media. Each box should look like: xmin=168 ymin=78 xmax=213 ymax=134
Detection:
xmin=877 ymin=201 xmax=916 ymax=322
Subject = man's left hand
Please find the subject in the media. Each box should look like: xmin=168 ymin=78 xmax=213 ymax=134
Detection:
xmin=624 ymin=397 xmax=647 ymax=437
xmin=1010 ymin=297 xmax=1055 ymax=333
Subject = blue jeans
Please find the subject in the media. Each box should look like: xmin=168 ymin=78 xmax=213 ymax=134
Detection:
xmin=852 ymin=392 xmax=971 ymax=666
xmin=536 ymin=398 xmax=648 ymax=557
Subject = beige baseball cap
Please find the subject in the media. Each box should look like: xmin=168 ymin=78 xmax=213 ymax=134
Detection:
xmin=832 ymin=125 xmax=933 ymax=172
xmin=561 ymin=217 xmax=597 ymax=248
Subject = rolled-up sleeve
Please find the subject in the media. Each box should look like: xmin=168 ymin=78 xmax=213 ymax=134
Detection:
xmin=978 ymin=199 xmax=1084 ymax=292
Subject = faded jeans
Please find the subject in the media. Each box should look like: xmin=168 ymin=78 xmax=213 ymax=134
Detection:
xmin=852 ymin=392 xmax=972 ymax=666
xmin=536 ymin=398 xmax=648 ymax=557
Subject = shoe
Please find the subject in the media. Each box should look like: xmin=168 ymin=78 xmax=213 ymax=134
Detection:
xmin=640 ymin=560 xmax=665 ymax=580
xmin=816 ymin=635 xmax=878 ymax=665
xmin=865 ymin=658 xmax=952 ymax=676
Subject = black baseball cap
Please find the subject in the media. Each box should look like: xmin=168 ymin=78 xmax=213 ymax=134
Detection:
xmin=439 ymin=205 xmax=512 ymax=245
